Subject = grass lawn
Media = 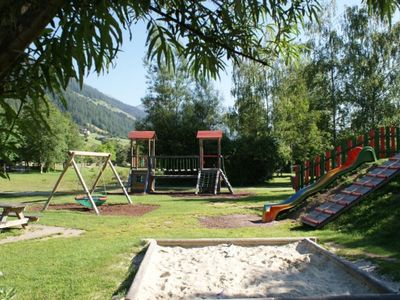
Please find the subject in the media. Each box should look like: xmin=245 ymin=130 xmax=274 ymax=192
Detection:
xmin=0 ymin=171 xmax=399 ymax=299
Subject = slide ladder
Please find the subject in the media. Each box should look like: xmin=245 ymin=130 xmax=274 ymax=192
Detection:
xmin=195 ymin=169 xmax=234 ymax=195
xmin=302 ymin=153 xmax=400 ymax=228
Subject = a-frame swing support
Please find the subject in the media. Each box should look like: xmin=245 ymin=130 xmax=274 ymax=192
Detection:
xmin=43 ymin=150 xmax=132 ymax=215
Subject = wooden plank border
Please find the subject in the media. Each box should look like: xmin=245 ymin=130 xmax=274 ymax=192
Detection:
xmin=154 ymin=237 xmax=316 ymax=247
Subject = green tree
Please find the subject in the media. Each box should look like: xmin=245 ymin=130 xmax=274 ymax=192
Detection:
xmin=18 ymin=100 xmax=83 ymax=172
xmin=0 ymin=1 xmax=397 ymax=177
xmin=95 ymin=139 xmax=129 ymax=165
xmin=273 ymin=66 xmax=330 ymax=162
xmin=340 ymin=7 xmax=400 ymax=132
xmin=138 ymin=60 xmax=222 ymax=155
xmin=303 ymin=2 xmax=345 ymax=144
xmin=227 ymin=60 xmax=271 ymax=137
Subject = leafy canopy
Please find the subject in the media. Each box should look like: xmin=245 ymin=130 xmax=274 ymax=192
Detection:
xmin=0 ymin=0 xmax=399 ymax=172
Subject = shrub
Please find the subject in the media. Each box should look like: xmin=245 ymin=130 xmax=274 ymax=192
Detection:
xmin=224 ymin=135 xmax=280 ymax=186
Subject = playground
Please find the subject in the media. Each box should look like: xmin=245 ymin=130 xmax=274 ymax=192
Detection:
xmin=1 ymin=129 xmax=400 ymax=299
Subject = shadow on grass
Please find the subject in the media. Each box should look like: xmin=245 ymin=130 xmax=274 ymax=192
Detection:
xmin=264 ymin=181 xmax=293 ymax=189
xmin=113 ymin=245 xmax=148 ymax=298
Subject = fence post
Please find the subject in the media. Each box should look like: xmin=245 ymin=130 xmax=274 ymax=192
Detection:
xmin=357 ymin=135 xmax=364 ymax=147
xmin=369 ymin=129 xmax=375 ymax=149
xmin=315 ymin=156 xmax=321 ymax=179
xmin=305 ymin=160 xmax=310 ymax=186
xmin=390 ymin=127 xmax=396 ymax=155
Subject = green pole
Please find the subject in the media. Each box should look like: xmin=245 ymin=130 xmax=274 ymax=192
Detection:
xmin=320 ymin=154 xmax=325 ymax=176
xmin=397 ymin=127 xmax=400 ymax=152
xmin=364 ymin=132 xmax=369 ymax=147
xmin=310 ymin=160 xmax=315 ymax=184
xmin=331 ymin=148 xmax=336 ymax=169
xmin=342 ymin=141 xmax=347 ymax=164
xmin=375 ymin=128 xmax=380 ymax=157
xmin=386 ymin=127 xmax=391 ymax=158
xmin=299 ymin=163 xmax=304 ymax=189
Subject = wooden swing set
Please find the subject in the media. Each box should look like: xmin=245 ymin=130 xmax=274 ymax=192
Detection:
xmin=43 ymin=150 xmax=132 ymax=215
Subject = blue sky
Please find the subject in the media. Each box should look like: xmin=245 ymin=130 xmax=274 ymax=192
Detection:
xmin=85 ymin=1 xmax=360 ymax=108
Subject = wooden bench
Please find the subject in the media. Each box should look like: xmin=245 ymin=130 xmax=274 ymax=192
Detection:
xmin=0 ymin=202 xmax=30 ymax=229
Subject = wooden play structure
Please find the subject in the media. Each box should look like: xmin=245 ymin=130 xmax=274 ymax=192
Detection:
xmin=43 ymin=151 xmax=132 ymax=215
xmin=128 ymin=130 xmax=233 ymax=194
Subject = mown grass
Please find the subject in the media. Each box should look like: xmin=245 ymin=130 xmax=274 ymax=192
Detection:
xmin=0 ymin=171 xmax=399 ymax=299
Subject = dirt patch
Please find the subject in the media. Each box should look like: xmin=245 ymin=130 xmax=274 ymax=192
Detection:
xmin=32 ymin=203 xmax=159 ymax=216
xmin=199 ymin=214 xmax=286 ymax=228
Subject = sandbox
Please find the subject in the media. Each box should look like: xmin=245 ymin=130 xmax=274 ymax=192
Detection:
xmin=126 ymin=238 xmax=397 ymax=300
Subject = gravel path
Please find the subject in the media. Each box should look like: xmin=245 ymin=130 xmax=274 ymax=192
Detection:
xmin=0 ymin=224 xmax=84 ymax=245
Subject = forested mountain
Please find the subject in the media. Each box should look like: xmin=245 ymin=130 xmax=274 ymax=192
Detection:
xmin=50 ymin=81 xmax=144 ymax=138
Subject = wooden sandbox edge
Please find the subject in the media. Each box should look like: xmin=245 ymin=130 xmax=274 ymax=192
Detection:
xmin=125 ymin=239 xmax=157 ymax=300
xmin=154 ymin=237 xmax=318 ymax=247
xmin=125 ymin=237 xmax=398 ymax=300
xmin=303 ymin=238 xmax=396 ymax=294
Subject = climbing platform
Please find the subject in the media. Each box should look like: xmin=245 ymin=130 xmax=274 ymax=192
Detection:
xmin=302 ymin=153 xmax=400 ymax=228
xmin=195 ymin=168 xmax=234 ymax=195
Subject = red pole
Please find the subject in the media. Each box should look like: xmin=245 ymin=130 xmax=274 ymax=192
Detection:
xmin=369 ymin=129 xmax=375 ymax=148
xmin=347 ymin=139 xmax=353 ymax=149
xmin=357 ymin=135 xmax=364 ymax=146
xmin=305 ymin=160 xmax=310 ymax=185
xmin=336 ymin=145 xmax=341 ymax=167
xmin=391 ymin=127 xmax=396 ymax=154
xmin=380 ymin=127 xmax=385 ymax=158
xmin=315 ymin=156 xmax=321 ymax=178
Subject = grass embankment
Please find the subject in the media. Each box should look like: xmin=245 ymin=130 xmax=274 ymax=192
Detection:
xmin=0 ymin=170 xmax=399 ymax=299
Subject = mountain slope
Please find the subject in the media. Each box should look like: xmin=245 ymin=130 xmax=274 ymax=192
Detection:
xmin=68 ymin=81 xmax=145 ymax=120
xmin=51 ymin=81 xmax=144 ymax=138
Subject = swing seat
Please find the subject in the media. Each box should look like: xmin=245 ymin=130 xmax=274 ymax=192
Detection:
xmin=75 ymin=195 xmax=107 ymax=208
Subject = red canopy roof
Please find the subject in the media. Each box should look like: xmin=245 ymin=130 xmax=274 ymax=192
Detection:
xmin=196 ymin=130 xmax=223 ymax=140
xmin=128 ymin=131 xmax=156 ymax=140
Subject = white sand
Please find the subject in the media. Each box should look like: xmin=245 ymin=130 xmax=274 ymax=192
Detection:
xmin=137 ymin=241 xmax=375 ymax=299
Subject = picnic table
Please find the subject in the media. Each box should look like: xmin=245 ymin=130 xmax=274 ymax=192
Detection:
xmin=0 ymin=202 xmax=29 ymax=229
